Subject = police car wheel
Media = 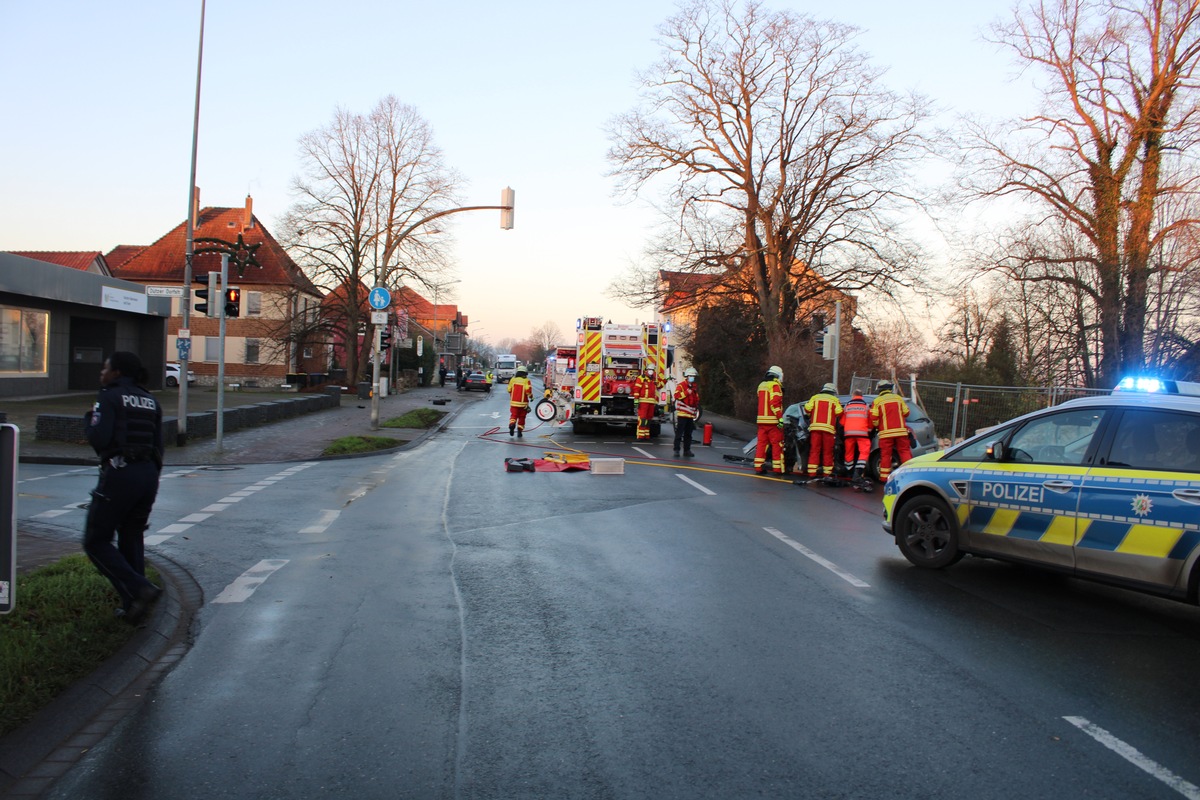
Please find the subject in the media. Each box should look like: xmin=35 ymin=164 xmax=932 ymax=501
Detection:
xmin=894 ymin=494 xmax=963 ymax=569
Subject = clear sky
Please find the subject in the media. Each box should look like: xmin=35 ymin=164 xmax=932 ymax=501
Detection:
xmin=1 ymin=0 xmax=1034 ymax=345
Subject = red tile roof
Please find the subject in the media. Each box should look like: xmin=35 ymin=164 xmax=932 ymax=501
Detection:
xmin=110 ymin=206 xmax=320 ymax=296
xmin=105 ymin=245 xmax=145 ymax=270
xmin=7 ymin=251 xmax=108 ymax=272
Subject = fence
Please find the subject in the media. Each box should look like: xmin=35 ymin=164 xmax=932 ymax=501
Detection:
xmin=847 ymin=376 xmax=1111 ymax=446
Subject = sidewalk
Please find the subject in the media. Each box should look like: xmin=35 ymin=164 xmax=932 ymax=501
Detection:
xmin=10 ymin=384 xmax=476 ymax=466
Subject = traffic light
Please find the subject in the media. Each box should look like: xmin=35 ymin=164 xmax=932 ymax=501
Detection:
xmin=814 ymin=326 xmax=827 ymax=354
xmin=379 ymin=327 xmax=393 ymax=351
xmin=194 ymin=271 xmax=219 ymax=318
xmin=224 ymin=286 xmax=241 ymax=318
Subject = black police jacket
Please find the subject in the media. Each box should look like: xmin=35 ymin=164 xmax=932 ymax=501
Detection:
xmin=84 ymin=376 xmax=164 ymax=465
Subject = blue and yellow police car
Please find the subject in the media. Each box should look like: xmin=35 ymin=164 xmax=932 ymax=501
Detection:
xmin=882 ymin=380 xmax=1200 ymax=603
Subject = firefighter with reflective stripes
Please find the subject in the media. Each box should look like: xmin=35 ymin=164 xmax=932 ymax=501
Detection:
xmin=870 ymin=381 xmax=911 ymax=480
xmin=804 ymin=382 xmax=843 ymax=479
xmin=755 ymin=366 xmax=785 ymax=474
xmin=632 ymin=367 xmax=657 ymax=440
xmin=673 ymin=367 xmax=700 ymax=457
xmin=841 ymin=389 xmax=873 ymax=490
xmin=507 ymin=366 xmax=533 ymax=437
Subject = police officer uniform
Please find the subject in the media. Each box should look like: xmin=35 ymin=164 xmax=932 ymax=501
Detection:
xmin=83 ymin=362 xmax=164 ymax=621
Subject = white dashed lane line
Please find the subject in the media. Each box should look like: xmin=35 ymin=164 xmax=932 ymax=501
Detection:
xmin=1064 ymin=717 xmax=1200 ymax=799
xmin=300 ymin=510 xmax=340 ymax=535
xmin=677 ymin=474 xmax=716 ymax=495
xmin=212 ymin=559 xmax=289 ymax=604
xmin=763 ymin=527 xmax=870 ymax=588
xmin=148 ymin=462 xmax=317 ymax=546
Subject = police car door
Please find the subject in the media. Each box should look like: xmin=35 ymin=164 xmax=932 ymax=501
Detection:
xmin=963 ymin=407 xmax=1105 ymax=570
xmin=1075 ymin=408 xmax=1200 ymax=593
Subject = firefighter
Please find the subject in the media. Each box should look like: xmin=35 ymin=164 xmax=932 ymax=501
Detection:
xmin=754 ymin=366 xmax=785 ymax=475
xmin=870 ymin=381 xmax=912 ymax=481
xmin=804 ymin=382 xmax=843 ymax=481
xmin=631 ymin=367 xmax=657 ymax=440
xmin=673 ymin=367 xmax=700 ymax=457
xmin=841 ymin=388 xmax=873 ymax=490
xmin=507 ymin=366 xmax=533 ymax=437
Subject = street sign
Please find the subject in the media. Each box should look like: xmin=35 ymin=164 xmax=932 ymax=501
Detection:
xmin=417 ymin=335 xmax=423 ymax=356
xmin=368 ymin=287 xmax=391 ymax=310
xmin=178 ymin=328 xmax=191 ymax=339
xmin=371 ymin=311 xmax=388 ymax=325
xmin=176 ymin=339 xmax=192 ymax=356
xmin=147 ymin=285 xmax=186 ymax=297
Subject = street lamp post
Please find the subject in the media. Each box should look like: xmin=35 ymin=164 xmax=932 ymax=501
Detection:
xmin=366 ymin=190 xmax=514 ymax=431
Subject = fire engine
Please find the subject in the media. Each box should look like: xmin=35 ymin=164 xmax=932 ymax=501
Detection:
xmin=535 ymin=345 xmax=578 ymax=422
xmin=570 ymin=317 xmax=672 ymax=436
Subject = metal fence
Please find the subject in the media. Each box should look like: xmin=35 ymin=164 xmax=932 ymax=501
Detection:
xmin=847 ymin=376 xmax=1112 ymax=446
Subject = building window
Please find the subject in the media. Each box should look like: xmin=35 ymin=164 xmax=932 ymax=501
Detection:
xmin=247 ymin=291 xmax=262 ymax=317
xmin=0 ymin=306 xmax=49 ymax=375
xmin=204 ymin=337 xmax=221 ymax=362
xmin=245 ymin=338 xmax=260 ymax=364
xmin=303 ymin=346 xmax=313 ymax=359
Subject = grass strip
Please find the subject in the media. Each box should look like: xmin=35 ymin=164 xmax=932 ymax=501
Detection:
xmin=0 ymin=555 xmax=155 ymax=738
xmin=381 ymin=408 xmax=446 ymax=429
xmin=321 ymin=435 xmax=407 ymax=456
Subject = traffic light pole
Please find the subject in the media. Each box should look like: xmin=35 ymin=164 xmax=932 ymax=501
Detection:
xmin=215 ymin=254 xmax=229 ymax=452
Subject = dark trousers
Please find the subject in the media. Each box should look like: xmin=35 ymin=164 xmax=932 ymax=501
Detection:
xmin=674 ymin=416 xmax=695 ymax=452
xmin=83 ymin=461 xmax=160 ymax=606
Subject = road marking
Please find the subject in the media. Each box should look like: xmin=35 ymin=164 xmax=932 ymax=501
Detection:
xmin=632 ymin=446 xmax=656 ymax=459
xmin=178 ymin=513 xmax=213 ymax=523
xmin=201 ymin=503 xmax=232 ymax=512
xmin=32 ymin=508 xmax=73 ymax=519
xmin=1063 ymin=717 xmax=1200 ymax=799
xmin=300 ymin=509 xmax=340 ymax=534
xmin=154 ymin=523 xmax=193 ymax=534
xmin=676 ymin=474 xmax=716 ymax=495
xmin=213 ymin=559 xmax=289 ymax=604
xmin=762 ymin=528 xmax=870 ymax=588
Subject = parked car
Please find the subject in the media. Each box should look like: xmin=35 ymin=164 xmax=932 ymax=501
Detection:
xmin=165 ymin=362 xmax=195 ymax=387
xmin=883 ymin=388 xmax=1200 ymax=604
xmin=461 ymin=372 xmax=491 ymax=392
xmin=780 ymin=394 xmax=939 ymax=481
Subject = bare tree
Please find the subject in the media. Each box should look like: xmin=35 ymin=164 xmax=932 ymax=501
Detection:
xmin=962 ymin=0 xmax=1200 ymax=387
xmin=281 ymin=96 xmax=462 ymax=382
xmin=608 ymin=0 xmax=930 ymax=366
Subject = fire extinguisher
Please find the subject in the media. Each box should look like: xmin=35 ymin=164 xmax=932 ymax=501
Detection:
xmin=702 ymin=423 xmax=713 ymax=446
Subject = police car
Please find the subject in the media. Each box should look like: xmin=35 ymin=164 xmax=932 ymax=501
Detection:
xmin=882 ymin=379 xmax=1200 ymax=604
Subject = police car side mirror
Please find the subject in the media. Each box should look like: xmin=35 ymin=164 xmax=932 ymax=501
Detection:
xmin=986 ymin=441 xmax=1006 ymax=461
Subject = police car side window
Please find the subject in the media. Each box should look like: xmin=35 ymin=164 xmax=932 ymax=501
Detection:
xmin=1007 ymin=409 xmax=1103 ymax=466
xmin=1106 ymin=410 xmax=1200 ymax=472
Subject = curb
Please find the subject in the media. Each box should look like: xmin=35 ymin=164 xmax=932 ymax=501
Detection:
xmin=0 ymin=552 xmax=201 ymax=798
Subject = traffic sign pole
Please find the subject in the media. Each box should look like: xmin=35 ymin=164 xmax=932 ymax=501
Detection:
xmin=368 ymin=287 xmax=391 ymax=430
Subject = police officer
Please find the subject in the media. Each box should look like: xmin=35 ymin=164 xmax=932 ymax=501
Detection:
xmin=83 ymin=351 xmax=164 ymax=623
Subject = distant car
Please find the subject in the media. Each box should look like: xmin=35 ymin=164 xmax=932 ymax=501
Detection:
xmin=165 ymin=362 xmax=195 ymax=387
xmin=461 ymin=372 xmax=491 ymax=392
xmin=781 ymin=394 xmax=940 ymax=481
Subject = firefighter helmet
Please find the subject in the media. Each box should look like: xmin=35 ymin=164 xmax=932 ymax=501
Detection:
xmin=683 ymin=367 xmax=698 ymax=378
xmin=767 ymin=365 xmax=783 ymax=382
xmin=516 ymin=366 xmax=527 ymax=377
xmin=822 ymin=382 xmax=837 ymax=394
xmin=877 ymin=381 xmax=893 ymax=392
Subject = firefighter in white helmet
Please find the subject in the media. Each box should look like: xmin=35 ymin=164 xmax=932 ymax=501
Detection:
xmin=754 ymin=366 xmax=785 ymax=475
xmin=673 ymin=367 xmax=700 ymax=457
xmin=804 ymin=381 xmax=843 ymax=481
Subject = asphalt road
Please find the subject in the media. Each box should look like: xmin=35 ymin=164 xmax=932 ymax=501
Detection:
xmin=14 ymin=388 xmax=1200 ymax=799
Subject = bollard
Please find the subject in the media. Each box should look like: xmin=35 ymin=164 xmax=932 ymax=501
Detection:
xmin=703 ymin=422 xmax=713 ymax=446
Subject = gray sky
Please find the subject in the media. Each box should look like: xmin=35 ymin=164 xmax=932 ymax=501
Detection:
xmin=1 ymin=0 xmax=1032 ymax=344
